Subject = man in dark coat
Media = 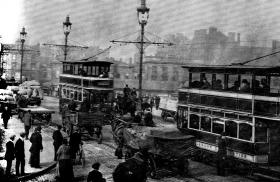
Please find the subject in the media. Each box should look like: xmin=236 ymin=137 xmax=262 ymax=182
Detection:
xmin=15 ymin=132 xmax=25 ymax=176
xmin=29 ymin=126 xmax=43 ymax=168
xmin=5 ymin=134 xmax=16 ymax=176
xmin=2 ymin=106 xmax=12 ymax=129
xmin=216 ymin=132 xmax=227 ymax=176
xmin=69 ymin=128 xmax=81 ymax=160
xmin=155 ymin=96 xmax=160 ymax=110
xmin=52 ymin=125 xmax=63 ymax=161
xmin=87 ymin=162 xmax=105 ymax=182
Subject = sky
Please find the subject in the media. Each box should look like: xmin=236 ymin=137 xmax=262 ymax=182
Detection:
xmin=2 ymin=0 xmax=280 ymax=60
xmin=0 ymin=0 xmax=23 ymax=43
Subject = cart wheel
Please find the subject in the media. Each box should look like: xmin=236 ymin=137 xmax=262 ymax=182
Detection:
xmin=147 ymin=154 xmax=157 ymax=179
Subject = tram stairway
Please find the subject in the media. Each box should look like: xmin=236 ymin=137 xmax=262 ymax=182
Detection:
xmin=252 ymin=166 xmax=280 ymax=182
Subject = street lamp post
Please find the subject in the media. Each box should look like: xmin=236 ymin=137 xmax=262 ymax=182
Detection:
xmin=137 ymin=0 xmax=149 ymax=105
xmin=20 ymin=27 xmax=27 ymax=83
xmin=63 ymin=15 xmax=72 ymax=61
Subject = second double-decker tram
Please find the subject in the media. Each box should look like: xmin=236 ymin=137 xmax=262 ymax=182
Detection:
xmin=177 ymin=65 xmax=280 ymax=166
xmin=59 ymin=60 xmax=114 ymax=112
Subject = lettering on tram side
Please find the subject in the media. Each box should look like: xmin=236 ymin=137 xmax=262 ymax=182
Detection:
xmin=232 ymin=151 xmax=254 ymax=162
xmin=196 ymin=141 xmax=218 ymax=152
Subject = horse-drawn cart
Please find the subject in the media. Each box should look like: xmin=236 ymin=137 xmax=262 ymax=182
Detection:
xmin=18 ymin=106 xmax=55 ymax=124
xmin=64 ymin=110 xmax=106 ymax=143
xmin=111 ymin=117 xmax=197 ymax=178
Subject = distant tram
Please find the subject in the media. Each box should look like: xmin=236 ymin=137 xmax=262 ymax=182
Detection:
xmin=59 ymin=60 xmax=114 ymax=113
xmin=177 ymin=65 xmax=280 ymax=168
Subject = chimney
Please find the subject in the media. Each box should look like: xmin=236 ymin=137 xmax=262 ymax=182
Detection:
xmin=272 ymin=40 xmax=277 ymax=50
xmin=237 ymin=33 xmax=240 ymax=43
xmin=227 ymin=32 xmax=235 ymax=42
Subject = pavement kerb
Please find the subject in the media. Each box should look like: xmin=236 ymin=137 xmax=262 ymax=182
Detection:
xmin=10 ymin=162 xmax=56 ymax=182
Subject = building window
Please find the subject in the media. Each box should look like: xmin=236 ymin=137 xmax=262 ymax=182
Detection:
xmin=172 ymin=66 xmax=179 ymax=81
xmin=151 ymin=66 xmax=157 ymax=80
xmin=161 ymin=66 xmax=168 ymax=81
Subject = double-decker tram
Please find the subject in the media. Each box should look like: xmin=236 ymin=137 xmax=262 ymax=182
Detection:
xmin=177 ymin=65 xmax=280 ymax=169
xmin=59 ymin=60 xmax=114 ymax=113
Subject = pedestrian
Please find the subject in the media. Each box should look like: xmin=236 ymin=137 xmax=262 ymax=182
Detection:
xmin=216 ymin=132 xmax=227 ymax=176
xmin=5 ymin=134 xmax=16 ymax=176
xmin=2 ymin=106 xmax=12 ymax=129
xmin=57 ymin=138 xmax=74 ymax=182
xmin=29 ymin=126 xmax=43 ymax=168
xmin=15 ymin=132 xmax=25 ymax=176
xmin=123 ymin=84 xmax=131 ymax=97
xmin=52 ymin=125 xmax=63 ymax=161
xmin=87 ymin=162 xmax=105 ymax=182
xmin=23 ymin=110 xmax=32 ymax=139
xmin=155 ymin=96 xmax=160 ymax=110
xmin=149 ymin=97 xmax=154 ymax=111
xmin=69 ymin=128 xmax=81 ymax=161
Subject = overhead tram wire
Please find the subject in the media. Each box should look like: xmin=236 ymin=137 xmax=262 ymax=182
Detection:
xmin=230 ymin=49 xmax=280 ymax=66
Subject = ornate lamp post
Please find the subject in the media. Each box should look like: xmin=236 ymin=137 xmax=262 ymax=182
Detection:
xmin=63 ymin=15 xmax=72 ymax=61
xmin=20 ymin=27 xmax=27 ymax=83
xmin=137 ymin=0 xmax=149 ymax=104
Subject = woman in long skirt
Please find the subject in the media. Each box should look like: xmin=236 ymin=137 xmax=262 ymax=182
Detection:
xmin=57 ymin=138 xmax=74 ymax=181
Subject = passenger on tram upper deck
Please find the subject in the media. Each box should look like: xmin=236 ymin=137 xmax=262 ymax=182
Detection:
xmin=201 ymin=77 xmax=211 ymax=89
xmin=240 ymin=79 xmax=250 ymax=92
xmin=213 ymin=79 xmax=223 ymax=90
xmin=229 ymin=80 xmax=240 ymax=91
xmin=260 ymin=78 xmax=270 ymax=94
xmin=252 ymin=80 xmax=262 ymax=94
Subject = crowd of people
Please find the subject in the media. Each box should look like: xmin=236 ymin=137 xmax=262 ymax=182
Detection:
xmin=191 ymin=76 xmax=270 ymax=95
xmin=3 ymin=125 xmax=43 ymax=177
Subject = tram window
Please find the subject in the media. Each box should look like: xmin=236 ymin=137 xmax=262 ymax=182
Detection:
xmin=255 ymin=118 xmax=268 ymax=142
xmin=239 ymin=123 xmax=252 ymax=141
xmin=201 ymin=109 xmax=211 ymax=115
xmin=225 ymin=113 xmax=238 ymax=119
xmin=254 ymin=76 xmax=269 ymax=95
xmin=201 ymin=116 xmax=211 ymax=132
xmin=189 ymin=114 xmax=199 ymax=129
xmin=212 ymin=111 xmax=224 ymax=117
xmin=212 ymin=118 xmax=224 ymax=134
xmin=255 ymin=100 xmax=277 ymax=116
xmin=189 ymin=73 xmax=201 ymax=88
xmin=66 ymin=89 xmax=70 ymax=98
xmin=74 ymin=91 xmax=78 ymax=101
xmin=239 ymin=115 xmax=252 ymax=123
xmin=213 ymin=74 xmax=224 ymax=90
xmin=70 ymin=92 xmax=74 ymax=99
xmin=74 ymin=65 xmax=79 ymax=75
xmin=88 ymin=66 xmax=92 ymax=76
xmin=225 ymin=120 xmax=237 ymax=138
xmin=190 ymin=107 xmax=199 ymax=113
xmin=201 ymin=74 xmax=212 ymax=89
xmin=240 ymin=75 xmax=252 ymax=93
xmin=270 ymin=76 xmax=280 ymax=94
xmin=228 ymin=75 xmax=239 ymax=91
xmin=78 ymin=92 xmax=82 ymax=101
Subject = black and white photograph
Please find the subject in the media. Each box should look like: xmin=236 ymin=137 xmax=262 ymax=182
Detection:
xmin=0 ymin=0 xmax=280 ymax=181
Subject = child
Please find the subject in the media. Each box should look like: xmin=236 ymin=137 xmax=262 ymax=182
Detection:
xmin=79 ymin=142 xmax=86 ymax=167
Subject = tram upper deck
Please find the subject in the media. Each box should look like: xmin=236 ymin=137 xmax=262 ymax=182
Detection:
xmin=60 ymin=60 xmax=113 ymax=89
xmin=178 ymin=65 xmax=280 ymax=117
